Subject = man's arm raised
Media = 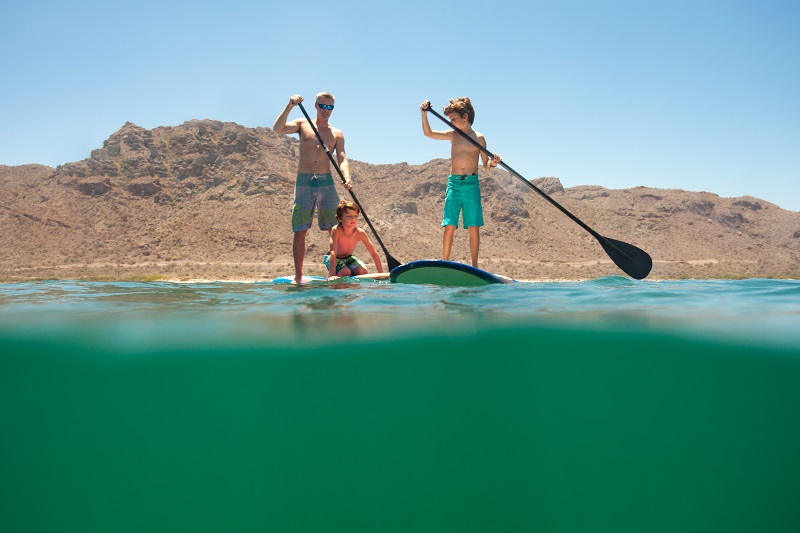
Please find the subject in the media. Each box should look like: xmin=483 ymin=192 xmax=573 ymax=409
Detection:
xmin=272 ymin=94 xmax=303 ymax=134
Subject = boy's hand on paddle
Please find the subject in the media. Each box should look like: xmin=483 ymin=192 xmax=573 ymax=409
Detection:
xmin=420 ymin=100 xmax=431 ymax=111
xmin=489 ymin=154 xmax=501 ymax=167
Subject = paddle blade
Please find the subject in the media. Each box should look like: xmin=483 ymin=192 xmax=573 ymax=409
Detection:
xmin=386 ymin=254 xmax=402 ymax=271
xmin=599 ymin=237 xmax=653 ymax=280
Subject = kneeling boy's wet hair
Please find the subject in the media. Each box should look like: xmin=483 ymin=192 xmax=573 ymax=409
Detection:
xmin=443 ymin=96 xmax=475 ymax=124
xmin=336 ymin=198 xmax=360 ymax=220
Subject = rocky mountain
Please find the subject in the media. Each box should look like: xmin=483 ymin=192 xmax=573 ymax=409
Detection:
xmin=2 ymin=119 xmax=799 ymax=281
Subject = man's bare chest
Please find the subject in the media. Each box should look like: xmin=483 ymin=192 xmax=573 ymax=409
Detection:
xmin=300 ymin=125 xmax=335 ymax=149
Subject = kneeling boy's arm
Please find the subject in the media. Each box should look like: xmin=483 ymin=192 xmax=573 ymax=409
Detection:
xmin=328 ymin=231 xmax=340 ymax=278
xmin=362 ymin=234 xmax=383 ymax=273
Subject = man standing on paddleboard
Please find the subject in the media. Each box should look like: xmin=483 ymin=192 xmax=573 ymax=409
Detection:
xmin=273 ymin=92 xmax=353 ymax=283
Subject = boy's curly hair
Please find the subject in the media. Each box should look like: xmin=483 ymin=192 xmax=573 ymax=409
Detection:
xmin=443 ymin=97 xmax=475 ymax=125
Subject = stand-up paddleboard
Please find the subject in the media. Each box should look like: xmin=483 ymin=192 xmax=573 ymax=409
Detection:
xmin=272 ymin=272 xmax=390 ymax=284
xmin=390 ymin=260 xmax=515 ymax=286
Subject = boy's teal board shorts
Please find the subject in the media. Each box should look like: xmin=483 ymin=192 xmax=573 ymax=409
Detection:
xmin=441 ymin=174 xmax=484 ymax=228
xmin=292 ymin=173 xmax=339 ymax=232
xmin=324 ymin=254 xmax=366 ymax=275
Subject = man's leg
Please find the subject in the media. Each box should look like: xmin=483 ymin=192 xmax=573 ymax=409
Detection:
xmin=292 ymin=229 xmax=308 ymax=283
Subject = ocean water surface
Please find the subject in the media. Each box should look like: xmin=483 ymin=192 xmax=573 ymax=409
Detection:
xmin=2 ymin=277 xmax=800 ymax=532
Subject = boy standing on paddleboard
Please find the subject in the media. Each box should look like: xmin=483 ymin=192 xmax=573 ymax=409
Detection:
xmin=420 ymin=97 xmax=500 ymax=267
xmin=325 ymin=199 xmax=383 ymax=280
xmin=273 ymin=92 xmax=353 ymax=283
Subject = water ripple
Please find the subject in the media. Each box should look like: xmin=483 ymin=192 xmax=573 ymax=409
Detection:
xmin=1 ymin=278 xmax=799 ymax=348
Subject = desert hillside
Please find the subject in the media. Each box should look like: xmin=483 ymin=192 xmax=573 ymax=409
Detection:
xmin=2 ymin=120 xmax=799 ymax=281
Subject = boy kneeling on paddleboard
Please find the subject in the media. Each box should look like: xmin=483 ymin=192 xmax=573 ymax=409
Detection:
xmin=324 ymin=199 xmax=384 ymax=280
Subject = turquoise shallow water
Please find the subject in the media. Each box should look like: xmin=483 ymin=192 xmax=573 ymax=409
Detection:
xmin=2 ymin=278 xmax=800 ymax=532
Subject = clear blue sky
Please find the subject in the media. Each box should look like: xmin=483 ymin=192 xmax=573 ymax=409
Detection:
xmin=2 ymin=0 xmax=798 ymax=211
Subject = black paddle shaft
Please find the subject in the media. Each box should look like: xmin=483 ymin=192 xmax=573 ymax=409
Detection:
xmin=424 ymin=104 xmax=652 ymax=280
xmin=297 ymin=102 xmax=401 ymax=271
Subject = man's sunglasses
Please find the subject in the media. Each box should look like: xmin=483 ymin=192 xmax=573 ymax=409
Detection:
xmin=317 ymin=103 xmax=334 ymax=110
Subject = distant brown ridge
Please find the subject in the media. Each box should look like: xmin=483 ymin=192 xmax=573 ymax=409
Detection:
xmin=2 ymin=120 xmax=799 ymax=281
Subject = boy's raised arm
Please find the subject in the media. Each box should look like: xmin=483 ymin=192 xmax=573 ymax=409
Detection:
xmin=420 ymin=100 xmax=451 ymax=141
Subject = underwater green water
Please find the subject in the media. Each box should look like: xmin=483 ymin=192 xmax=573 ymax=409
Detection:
xmin=2 ymin=278 xmax=799 ymax=532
